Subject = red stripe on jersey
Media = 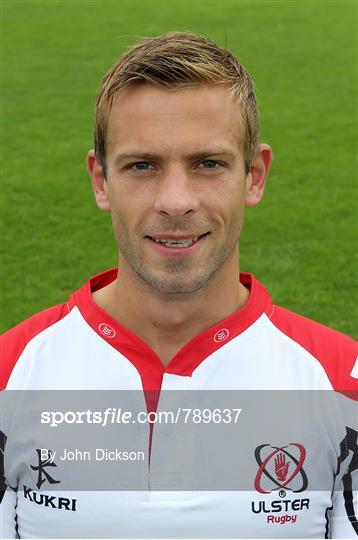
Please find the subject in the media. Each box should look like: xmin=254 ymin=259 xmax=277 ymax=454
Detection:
xmin=0 ymin=303 xmax=70 ymax=389
xmin=269 ymin=305 xmax=358 ymax=399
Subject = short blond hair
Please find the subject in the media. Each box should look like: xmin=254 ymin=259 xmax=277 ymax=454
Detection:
xmin=94 ymin=32 xmax=259 ymax=174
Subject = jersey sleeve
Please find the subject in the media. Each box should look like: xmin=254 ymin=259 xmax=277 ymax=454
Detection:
xmin=0 ymin=303 xmax=69 ymax=538
xmin=0 ymin=490 xmax=17 ymax=539
xmin=329 ymin=423 xmax=358 ymax=537
xmin=269 ymin=307 xmax=358 ymax=537
xmin=0 ymin=431 xmax=17 ymax=539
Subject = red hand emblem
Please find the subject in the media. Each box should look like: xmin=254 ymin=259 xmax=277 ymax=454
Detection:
xmin=275 ymin=452 xmax=290 ymax=482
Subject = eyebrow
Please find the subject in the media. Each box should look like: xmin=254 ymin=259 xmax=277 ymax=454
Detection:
xmin=113 ymin=147 xmax=236 ymax=165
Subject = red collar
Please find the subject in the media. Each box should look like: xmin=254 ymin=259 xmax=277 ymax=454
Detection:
xmin=69 ymin=268 xmax=272 ymax=390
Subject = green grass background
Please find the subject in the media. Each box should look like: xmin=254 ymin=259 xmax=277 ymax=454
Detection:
xmin=2 ymin=0 xmax=357 ymax=337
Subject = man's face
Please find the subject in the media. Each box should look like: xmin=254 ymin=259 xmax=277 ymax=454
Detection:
xmin=102 ymin=84 xmax=251 ymax=295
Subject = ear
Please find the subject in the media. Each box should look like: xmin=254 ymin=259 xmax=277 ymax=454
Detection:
xmin=245 ymin=143 xmax=273 ymax=207
xmin=86 ymin=149 xmax=111 ymax=212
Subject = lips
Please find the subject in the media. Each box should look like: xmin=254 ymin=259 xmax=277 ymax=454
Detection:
xmin=150 ymin=237 xmax=198 ymax=248
xmin=146 ymin=233 xmax=208 ymax=249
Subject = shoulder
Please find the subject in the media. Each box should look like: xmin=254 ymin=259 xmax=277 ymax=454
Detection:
xmin=267 ymin=304 xmax=357 ymax=396
xmin=0 ymin=303 xmax=71 ymax=389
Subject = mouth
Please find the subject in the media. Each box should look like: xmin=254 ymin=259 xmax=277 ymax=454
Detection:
xmin=145 ymin=232 xmax=210 ymax=252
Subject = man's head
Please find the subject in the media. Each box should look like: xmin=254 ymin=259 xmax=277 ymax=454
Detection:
xmin=94 ymin=32 xmax=259 ymax=177
xmin=88 ymin=33 xmax=272 ymax=296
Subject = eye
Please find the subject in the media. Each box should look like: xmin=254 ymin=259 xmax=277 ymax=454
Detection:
xmin=130 ymin=161 xmax=152 ymax=171
xmin=198 ymin=160 xmax=222 ymax=169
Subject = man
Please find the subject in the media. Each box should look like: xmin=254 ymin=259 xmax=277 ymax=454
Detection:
xmin=1 ymin=32 xmax=357 ymax=539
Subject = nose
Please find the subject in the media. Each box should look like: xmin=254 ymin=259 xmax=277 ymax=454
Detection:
xmin=153 ymin=165 xmax=200 ymax=217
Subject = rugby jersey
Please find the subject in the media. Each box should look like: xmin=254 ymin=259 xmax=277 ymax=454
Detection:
xmin=1 ymin=269 xmax=357 ymax=539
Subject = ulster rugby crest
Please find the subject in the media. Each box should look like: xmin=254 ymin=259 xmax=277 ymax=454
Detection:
xmin=254 ymin=443 xmax=308 ymax=494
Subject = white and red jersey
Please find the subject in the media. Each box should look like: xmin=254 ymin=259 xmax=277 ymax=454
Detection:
xmin=0 ymin=269 xmax=357 ymax=539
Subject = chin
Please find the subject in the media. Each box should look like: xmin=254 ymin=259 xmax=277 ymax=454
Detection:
xmin=138 ymin=270 xmax=209 ymax=296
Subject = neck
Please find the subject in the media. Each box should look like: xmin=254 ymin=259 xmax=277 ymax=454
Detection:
xmin=93 ymin=251 xmax=249 ymax=366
